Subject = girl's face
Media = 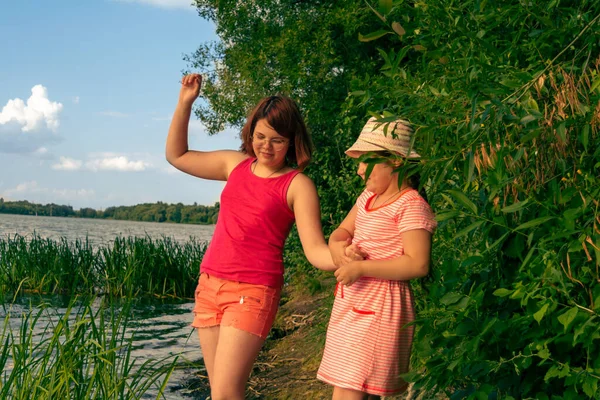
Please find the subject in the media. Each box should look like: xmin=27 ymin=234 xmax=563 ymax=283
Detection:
xmin=356 ymin=160 xmax=399 ymax=195
xmin=252 ymin=119 xmax=290 ymax=167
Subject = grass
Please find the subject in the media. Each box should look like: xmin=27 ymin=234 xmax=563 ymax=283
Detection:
xmin=0 ymin=232 xmax=206 ymax=398
xmin=0 ymin=234 xmax=207 ymax=299
xmin=0 ymin=296 xmax=179 ymax=399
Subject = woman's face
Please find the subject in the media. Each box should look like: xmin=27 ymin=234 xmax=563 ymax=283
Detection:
xmin=356 ymin=159 xmax=399 ymax=195
xmin=252 ymin=119 xmax=290 ymax=167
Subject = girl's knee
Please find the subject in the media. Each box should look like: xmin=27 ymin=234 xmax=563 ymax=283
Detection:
xmin=333 ymin=386 xmax=369 ymax=400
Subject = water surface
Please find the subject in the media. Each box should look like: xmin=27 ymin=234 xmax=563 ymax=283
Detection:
xmin=0 ymin=213 xmax=214 ymax=398
xmin=0 ymin=213 xmax=214 ymax=247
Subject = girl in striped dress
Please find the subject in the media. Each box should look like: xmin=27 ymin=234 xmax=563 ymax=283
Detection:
xmin=317 ymin=117 xmax=437 ymax=399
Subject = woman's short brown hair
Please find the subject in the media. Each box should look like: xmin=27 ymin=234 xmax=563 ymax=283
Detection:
xmin=240 ymin=96 xmax=313 ymax=171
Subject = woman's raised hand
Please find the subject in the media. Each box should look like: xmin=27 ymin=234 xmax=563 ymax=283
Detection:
xmin=178 ymin=74 xmax=202 ymax=106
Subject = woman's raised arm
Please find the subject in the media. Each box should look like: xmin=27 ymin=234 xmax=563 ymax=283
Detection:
xmin=166 ymin=74 xmax=246 ymax=181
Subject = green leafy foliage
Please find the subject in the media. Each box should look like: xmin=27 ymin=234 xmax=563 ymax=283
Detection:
xmin=346 ymin=1 xmax=600 ymax=398
xmin=187 ymin=0 xmax=600 ymax=396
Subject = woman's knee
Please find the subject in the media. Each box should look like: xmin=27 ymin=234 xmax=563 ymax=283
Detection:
xmin=210 ymin=383 xmax=245 ymax=400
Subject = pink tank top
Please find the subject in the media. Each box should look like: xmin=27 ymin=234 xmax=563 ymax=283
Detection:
xmin=200 ymin=157 xmax=300 ymax=287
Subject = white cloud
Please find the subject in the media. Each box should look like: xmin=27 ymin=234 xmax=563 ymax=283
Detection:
xmin=98 ymin=111 xmax=129 ymax=118
xmin=1 ymin=181 xmax=95 ymax=201
xmin=113 ymin=0 xmax=194 ymax=10
xmin=31 ymin=147 xmax=55 ymax=160
xmin=5 ymin=181 xmax=40 ymax=195
xmin=53 ymin=156 xmax=83 ymax=171
xmin=0 ymin=85 xmax=63 ymax=132
xmin=50 ymin=153 xmax=153 ymax=172
xmin=73 ymin=96 xmax=80 ymax=104
xmin=86 ymin=155 xmax=151 ymax=172
xmin=52 ymin=188 xmax=95 ymax=199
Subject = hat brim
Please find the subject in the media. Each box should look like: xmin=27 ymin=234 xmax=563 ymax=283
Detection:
xmin=345 ymin=139 xmax=421 ymax=159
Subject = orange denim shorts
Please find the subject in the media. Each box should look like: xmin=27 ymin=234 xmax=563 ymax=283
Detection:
xmin=192 ymin=273 xmax=281 ymax=339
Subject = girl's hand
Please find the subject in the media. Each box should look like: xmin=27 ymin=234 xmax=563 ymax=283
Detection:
xmin=334 ymin=261 xmax=364 ymax=286
xmin=345 ymin=244 xmax=367 ymax=261
xmin=329 ymin=238 xmax=354 ymax=268
xmin=179 ymin=74 xmax=202 ymax=106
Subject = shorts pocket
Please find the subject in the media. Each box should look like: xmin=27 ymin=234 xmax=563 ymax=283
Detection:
xmin=238 ymin=284 xmax=279 ymax=319
xmin=236 ymin=284 xmax=266 ymax=310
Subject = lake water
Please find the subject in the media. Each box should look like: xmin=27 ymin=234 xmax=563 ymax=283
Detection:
xmin=0 ymin=213 xmax=215 ymax=399
xmin=0 ymin=213 xmax=214 ymax=247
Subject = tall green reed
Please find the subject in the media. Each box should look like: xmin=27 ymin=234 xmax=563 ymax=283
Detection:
xmin=0 ymin=297 xmax=178 ymax=399
xmin=0 ymin=234 xmax=207 ymax=299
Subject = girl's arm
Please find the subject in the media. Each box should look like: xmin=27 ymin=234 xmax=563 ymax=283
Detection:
xmin=166 ymin=74 xmax=246 ymax=181
xmin=287 ymin=174 xmax=337 ymax=271
xmin=334 ymin=229 xmax=432 ymax=286
xmin=328 ymin=205 xmax=362 ymax=267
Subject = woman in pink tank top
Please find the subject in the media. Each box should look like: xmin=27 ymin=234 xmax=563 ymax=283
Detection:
xmin=165 ymin=73 xmax=351 ymax=400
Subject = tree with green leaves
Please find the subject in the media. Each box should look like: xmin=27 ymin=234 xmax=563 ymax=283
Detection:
xmin=187 ymin=0 xmax=600 ymax=397
xmin=343 ymin=1 xmax=600 ymax=397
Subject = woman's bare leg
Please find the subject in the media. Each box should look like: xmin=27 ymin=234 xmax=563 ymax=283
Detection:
xmin=209 ymin=325 xmax=266 ymax=400
xmin=197 ymin=326 xmax=220 ymax=387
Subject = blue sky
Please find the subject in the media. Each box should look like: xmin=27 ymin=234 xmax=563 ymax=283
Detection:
xmin=0 ymin=0 xmax=239 ymax=210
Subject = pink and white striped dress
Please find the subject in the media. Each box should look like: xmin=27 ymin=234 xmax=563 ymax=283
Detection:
xmin=317 ymin=189 xmax=437 ymax=396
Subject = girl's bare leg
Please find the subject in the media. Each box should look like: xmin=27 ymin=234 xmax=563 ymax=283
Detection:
xmin=333 ymin=386 xmax=379 ymax=400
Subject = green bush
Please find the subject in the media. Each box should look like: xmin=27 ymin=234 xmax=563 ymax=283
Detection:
xmin=346 ymin=0 xmax=600 ymax=398
xmin=186 ymin=0 xmax=600 ymax=396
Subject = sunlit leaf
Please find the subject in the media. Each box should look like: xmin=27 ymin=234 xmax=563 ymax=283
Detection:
xmin=379 ymin=0 xmax=392 ymax=14
xmin=358 ymin=30 xmax=391 ymax=42
xmin=557 ymin=307 xmax=578 ymax=332
xmin=581 ymin=124 xmax=590 ymax=151
xmin=392 ymin=22 xmax=406 ymax=36
xmin=591 ymin=75 xmax=600 ymax=93
xmin=447 ymin=189 xmax=478 ymax=214
xmin=515 ymin=216 xmax=554 ymax=230
xmin=493 ymin=288 xmax=513 ymax=297
xmin=533 ymin=303 xmax=549 ymax=323
xmin=556 ymin=122 xmax=566 ymax=143
xmin=520 ymin=115 xmax=537 ymax=125
xmin=501 ymin=199 xmax=529 ymax=213
xmin=583 ymin=377 xmax=598 ymax=398
xmin=455 ymin=220 xmax=485 ymax=239
xmin=435 ymin=211 xmax=460 ymax=222
xmin=537 ymin=348 xmax=550 ymax=359
xmin=440 ymin=292 xmax=463 ymax=305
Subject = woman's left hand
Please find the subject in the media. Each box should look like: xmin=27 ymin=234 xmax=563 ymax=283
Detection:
xmin=334 ymin=261 xmax=364 ymax=286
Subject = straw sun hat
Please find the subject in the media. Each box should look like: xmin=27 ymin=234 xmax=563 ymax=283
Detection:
xmin=345 ymin=117 xmax=420 ymax=159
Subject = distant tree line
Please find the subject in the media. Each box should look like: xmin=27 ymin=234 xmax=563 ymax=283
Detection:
xmin=0 ymin=198 xmax=219 ymax=225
